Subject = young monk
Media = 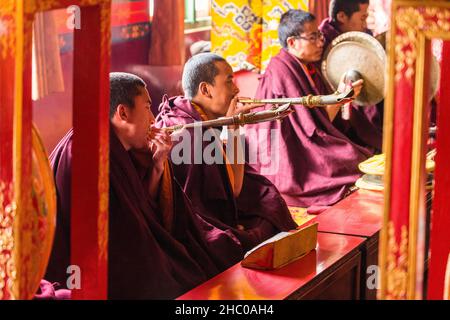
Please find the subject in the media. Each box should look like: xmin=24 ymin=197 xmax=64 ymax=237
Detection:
xmin=155 ymin=53 xmax=298 ymax=252
xmin=247 ymin=9 xmax=371 ymax=208
xmin=44 ymin=72 xmax=243 ymax=299
xmin=319 ymin=0 xmax=383 ymax=153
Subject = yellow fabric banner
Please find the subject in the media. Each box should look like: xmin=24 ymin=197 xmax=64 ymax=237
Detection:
xmin=211 ymin=1 xmax=308 ymax=72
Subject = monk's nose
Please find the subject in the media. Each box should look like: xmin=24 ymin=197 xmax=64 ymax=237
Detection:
xmin=317 ymin=40 xmax=324 ymax=49
xmin=234 ymin=84 xmax=240 ymax=95
xmin=148 ymin=111 xmax=155 ymax=122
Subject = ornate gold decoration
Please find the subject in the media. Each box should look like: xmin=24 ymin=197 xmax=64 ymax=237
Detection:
xmin=0 ymin=1 xmax=16 ymax=59
xmin=2 ymin=124 xmax=56 ymax=300
xmin=380 ymin=0 xmax=450 ymax=301
xmin=0 ymin=17 xmax=15 ymax=59
xmin=0 ymin=181 xmax=17 ymax=300
xmin=25 ymin=124 xmax=57 ymax=299
xmin=0 ymin=0 xmax=15 ymax=12
xmin=386 ymin=222 xmax=409 ymax=300
xmin=394 ymin=5 xmax=450 ymax=81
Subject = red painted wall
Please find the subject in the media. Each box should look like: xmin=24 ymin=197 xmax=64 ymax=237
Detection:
xmin=33 ymin=22 xmax=209 ymax=154
xmin=32 ymin=1 xmax=262 ymax=154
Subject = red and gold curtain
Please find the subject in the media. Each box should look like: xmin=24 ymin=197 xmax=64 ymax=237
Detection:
xmin=380 ymin=0 xmax=450 ymax=300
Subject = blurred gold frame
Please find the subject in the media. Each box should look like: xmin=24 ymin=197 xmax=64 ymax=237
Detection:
xmin=380 ymin=0 xmax=450 ymax=300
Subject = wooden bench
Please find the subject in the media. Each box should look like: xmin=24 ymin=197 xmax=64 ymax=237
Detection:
xmin=302 ymin=189 xmax=384 ymax=299
xmin=177 ymin=233 xmax=365 ymax=300
xmin=177 ymin=189 xmax=385 ymax=300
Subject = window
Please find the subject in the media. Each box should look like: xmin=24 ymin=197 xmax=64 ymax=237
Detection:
xmin=148 ymin=0 xmax=154 ymax=18
xmin=148 ymin=1 xmax=211 ymax=29
xmin=185 ymin=0 xmax=211 ymax=29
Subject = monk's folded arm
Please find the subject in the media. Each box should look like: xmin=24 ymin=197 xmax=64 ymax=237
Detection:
xmin=148 ymin=164 xmax=164 ymax=201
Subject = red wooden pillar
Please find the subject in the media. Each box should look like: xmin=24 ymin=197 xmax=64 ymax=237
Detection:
xmin=428 ymin=41 xmax=450 ymax=300
xmin=71 ymin=1 xmax=111 ymax=300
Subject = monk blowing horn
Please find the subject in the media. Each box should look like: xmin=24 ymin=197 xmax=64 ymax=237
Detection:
xmin=163 ymin=88 xmax=355 ymax=133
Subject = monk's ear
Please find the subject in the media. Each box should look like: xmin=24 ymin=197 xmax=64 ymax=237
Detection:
xmin=336 ymin=11 xmax=348 ymax=25
xmin=116 ymin=104 xmax=129 ymax=121
xmin=198 ymin=82 xmax=212 ymax=98
xmin=286 ymin=36 xmax=296 ymax=50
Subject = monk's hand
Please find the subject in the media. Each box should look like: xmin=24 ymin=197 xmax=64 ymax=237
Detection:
xmin=168 ymin=126 xmax=187 ymax=141
xmin=333 ymin=77 xmax=364 ymax=121
xmin=227 ymin=96 xmax=264 ymax=117
xmin=337 ymin=74 xmax=364 ymax=99
xmin=349 ymin=79 xmax=364 ymax=98
xmin=148 ymin=127 xmax=172 ymax=169
xmin=226 ymin=96 xmax=265 ymax=129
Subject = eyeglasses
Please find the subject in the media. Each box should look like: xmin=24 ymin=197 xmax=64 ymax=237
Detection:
xmin=296 ymin=31 xmax=325 ymax=43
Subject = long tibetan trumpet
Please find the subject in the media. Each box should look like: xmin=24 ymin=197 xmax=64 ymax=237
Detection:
xmin=163 ymin=88 xmax=354 ymax=133
xmin=238 ymin=87 xmax=355 ymax=107
xmin=164 ymin=103 xmax=293 ymax=133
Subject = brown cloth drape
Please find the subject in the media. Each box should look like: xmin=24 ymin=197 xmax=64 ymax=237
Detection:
xmin=148 ymin=0 xmax=185 ymax=65
xmin=32 ymin=10 xmax=64 ymax=101
xmin=309 ymin=0 xmax=330 ymax=23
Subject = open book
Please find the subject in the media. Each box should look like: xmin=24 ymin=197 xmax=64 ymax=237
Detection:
xmin=241 ymin=223 xmax=318 ymax=270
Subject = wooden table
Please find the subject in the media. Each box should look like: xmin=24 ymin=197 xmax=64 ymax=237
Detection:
xmin=177 ymin=233 xmax=365 ymax=300
xmin=313 ymin=190 xmax=383 ymax=237
xmin=304 ymin=189 xmax=384 ymax=299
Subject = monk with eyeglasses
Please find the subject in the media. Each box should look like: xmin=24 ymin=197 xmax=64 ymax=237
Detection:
xmin=246 ymin=9 xmax=372 ymax=208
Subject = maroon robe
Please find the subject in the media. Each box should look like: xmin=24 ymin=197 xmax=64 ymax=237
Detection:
xmin=155 ymin=96 xmax=298 ymax=251
xmin=247 ymin=48 xmax=372 ymax=207
xmin=44 ymin=128 xmax=243 ymax=299
xmin=319 ymin=17 xmax=384 ymax=152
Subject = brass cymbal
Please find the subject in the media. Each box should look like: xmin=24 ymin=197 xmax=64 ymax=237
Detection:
xmin=322 ymin=31 xmax=386 ymax=106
